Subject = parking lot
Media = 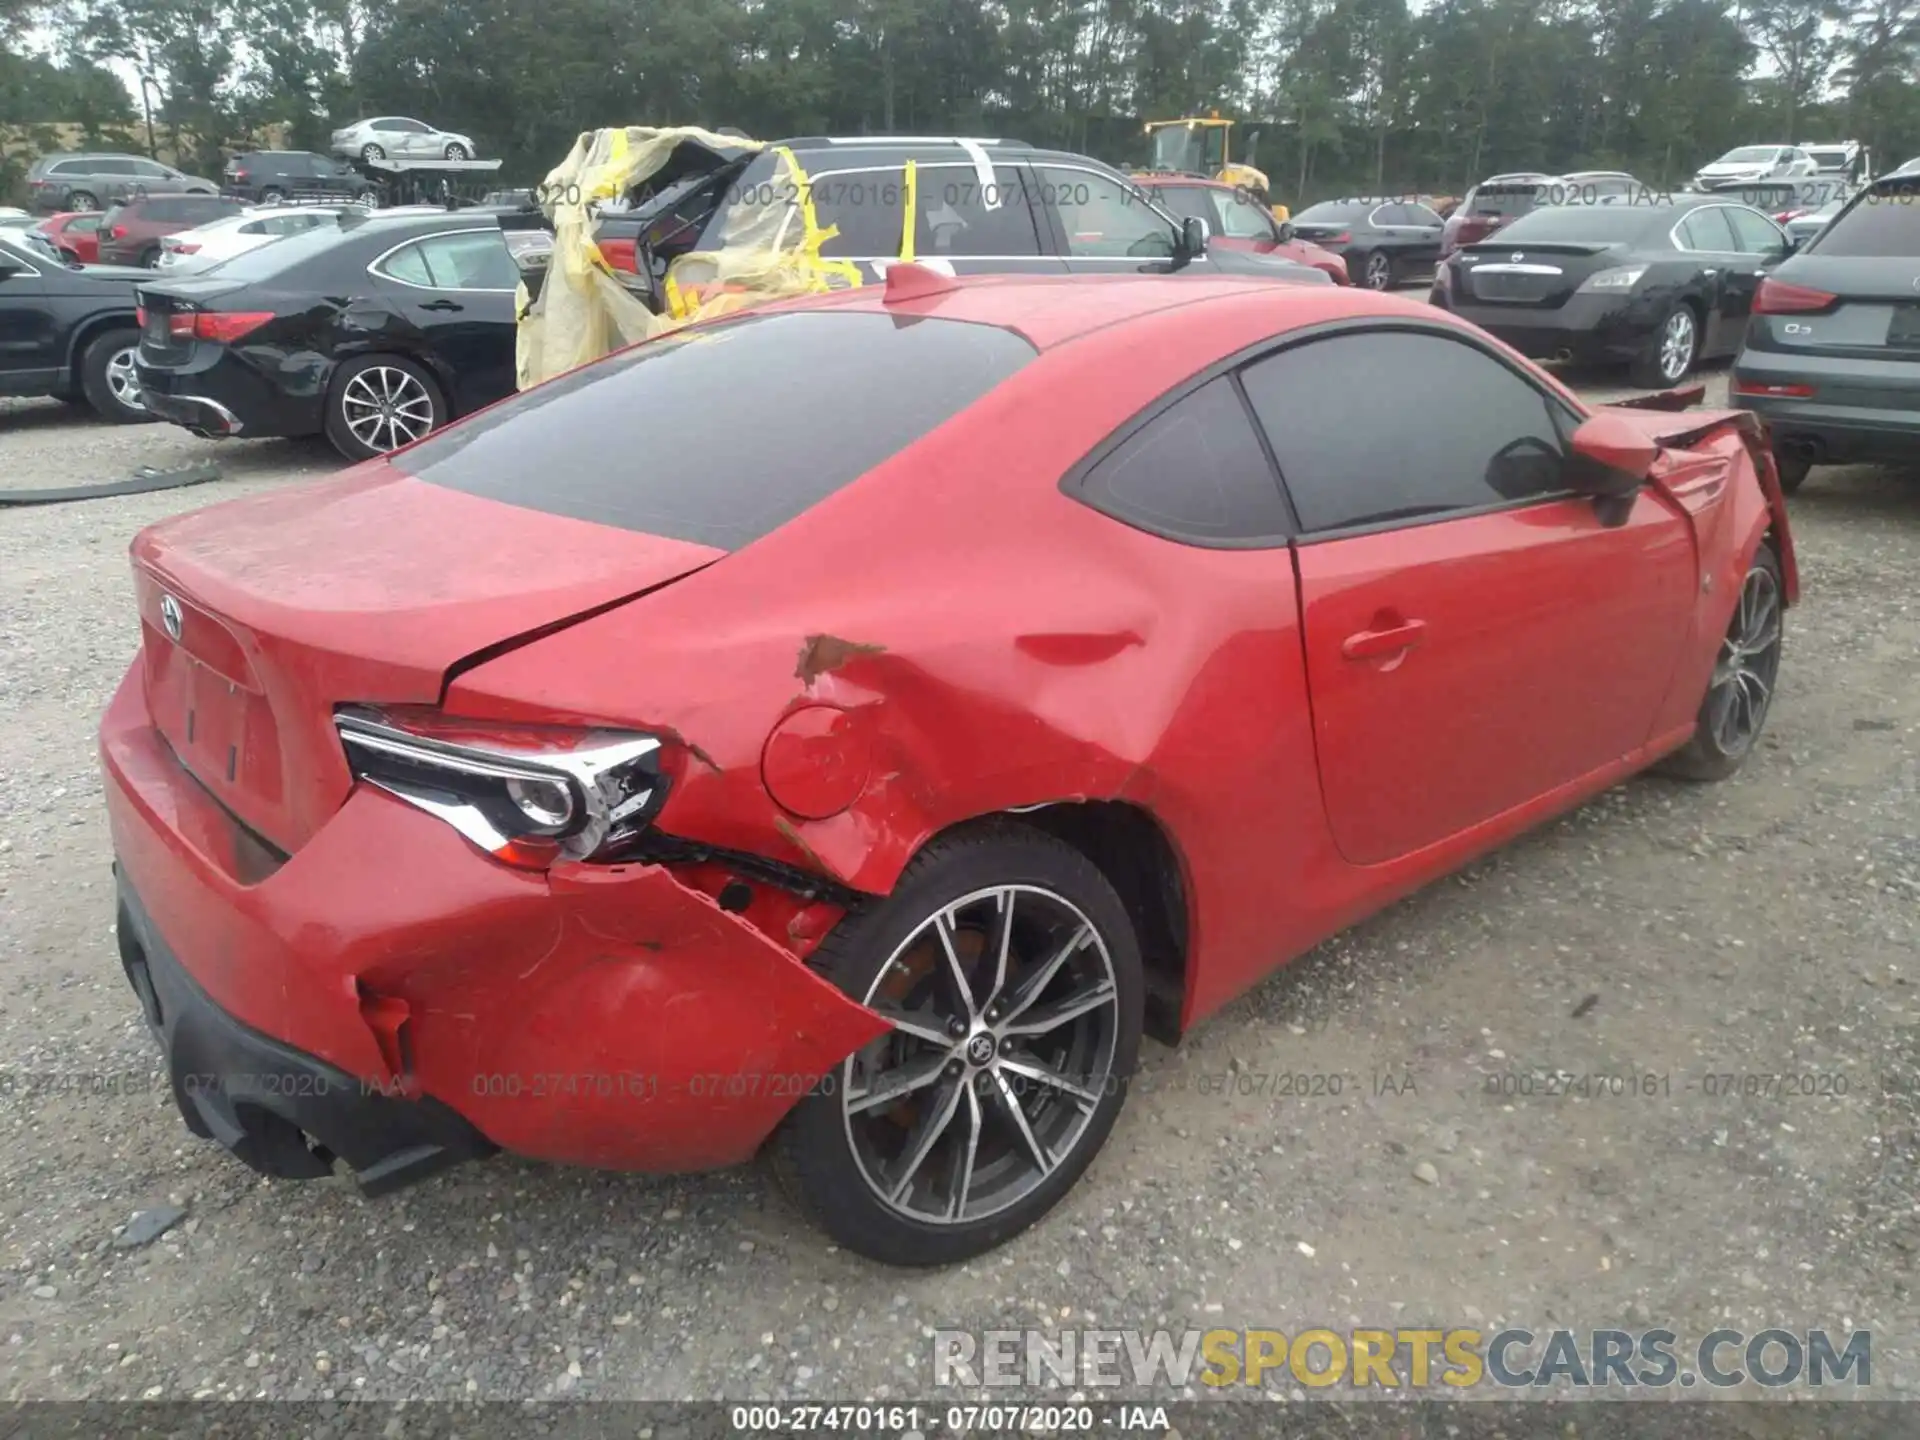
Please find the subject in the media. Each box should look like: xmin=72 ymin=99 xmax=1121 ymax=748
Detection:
xmin=1 ymin=363 xmax=1917 ymax=1405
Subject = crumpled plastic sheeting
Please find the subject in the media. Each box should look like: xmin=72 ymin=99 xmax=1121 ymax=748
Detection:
xmin=517 ymin=126 xmax=871 ymax=389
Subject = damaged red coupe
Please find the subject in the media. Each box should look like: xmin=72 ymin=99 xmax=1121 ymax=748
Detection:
xmin=101 ymin=265 xmax=1797 ymax=1266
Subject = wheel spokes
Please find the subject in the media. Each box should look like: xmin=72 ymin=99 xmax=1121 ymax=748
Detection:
xmin=847 ymin=1051 xmax=952 ymax=1115
xmin=946 ymin=1086 xmax=984 ymax=1220
xmin=932 ymin=908 xmax=978 ymax=1021
xmin=888 ymin=1074 xmax=965 ymax=1203
xmin=1000 ymin=977 xmax=1117 ymax=1037
xmin=988 ymin=1068 xmax=1055 ymax=1178
xmin=998 ymin=924 xmax=1091 ymax=1023
xmin=868 ymin=1002 xmax=955 ymax=1049
xmin=997 ymin=1054 xmax=1101 ymax=1108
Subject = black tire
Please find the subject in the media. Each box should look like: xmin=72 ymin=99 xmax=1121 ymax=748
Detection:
xmin=1359 ymin=250 xmax=1393 ymax=290
xmin=323 ymin=353 xmax=447 ymax=461
xmin=258 ymin=186 xmax=286 ymax=205
xmin=1660 ymin=544 xmax=1784 ymax=782
xmin=67 ymin=190 xmax=97 ymax=211
xmin=1630 ymin=302 xmax=1699 ymax=387
xmin=361 ymin=143 xmax=386 ymax=162
xmin=78 ymin=328 xmax=153 ymax=424
xmin=443 ymin=142 xmax=470 ymax=161
xmin=1774 ymin=449 xmax=1811 ymax=495
xmin=139 ymin=245 xmax=161 ymax=269
xmin=772 ymin=821 xmax=1145 ymax=1266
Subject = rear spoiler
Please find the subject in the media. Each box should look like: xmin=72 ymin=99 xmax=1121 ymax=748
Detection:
xmin=1609 ymin=382 xmax=1706 ymax=413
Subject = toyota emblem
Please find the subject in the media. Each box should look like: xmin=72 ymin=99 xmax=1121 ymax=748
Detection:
xmin=1511 ymin=251 xmax=1525 ymax=262
xmin=965 ymin=1033 xmax=996 ymax=1066
xmin=159 ymin=592 xmax=183 ymax=643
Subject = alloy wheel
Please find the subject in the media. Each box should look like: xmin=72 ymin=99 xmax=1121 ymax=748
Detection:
xmin=1660 ymin=309 xmax=1696 ymax=382
xmin=105 ymin=347 xmax=144 ymax=413
xmin=340 ymin=366 xmax=434 ymax=452
xmin=1705 ymin=562 xmax=1782 ymax=758
xmin=1365 ymin=253 xmax=1392 ymax=289
xmin=843 ymin=884 xmax=1121 ymax=1226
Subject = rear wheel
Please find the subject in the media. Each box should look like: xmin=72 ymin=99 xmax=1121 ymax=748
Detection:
xmin=138 ymin=245 xmax=161 ymax=268
xmin=324 ymin=354 xmax=446 ymax=460
xmin=773 ymin=823 xmax=1144 ymax=1266
xmin=1632 ymin=303 xmax=1698 ymax=386
xmin=1660 ymin=545 xmax=1784 ymax=781
xmin=68 ymin=190 xmax=97 ymax=211
xmin=258 ymin=186 xmax=286 ymax=205
xmin=79 ymin=328 xmax=152 ymax=424
xmin=1361 ymin=250 xmax=1393 ymax=290
xmin=1774 ymin=448 xmax=1812 ymax=495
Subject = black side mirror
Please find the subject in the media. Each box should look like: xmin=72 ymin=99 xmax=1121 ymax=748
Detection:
xmin=1178 ymin=215 xmax=1208 ymax=258
xmin=1275 ymin=219 xmax=1295 ymax=243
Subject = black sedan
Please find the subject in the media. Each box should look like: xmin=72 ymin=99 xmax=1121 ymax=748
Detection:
xmin=0 ymin=230 xmax=154 ymax=422
xmin=1289 ymin=197 xmax=1446 ymax=290
xmin=1432 ymin=195 xmax=1792 ymax=386
xmin=135 ymin=210 xmax=526 ymax=460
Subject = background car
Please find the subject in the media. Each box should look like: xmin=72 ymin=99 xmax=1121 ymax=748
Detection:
xmin=1784 ymin=195 xmax=1845 ymax=247
xmin=1798 ymin=140 xmax=1864 ymax=179
xmin=1137 ymin=175 xmax=1349 ymax=281
xmin=96 ymin=194 xmax=246 ymax=267
xmin=135 ymin=210 xmax=525 ymax=458
xmin=25 ymin=153 xmax=219 ymax=212
xmin=0 ymin=229 xmax=153 ymax=421
xmin=1289 ymin=196 xmax=1446 ymax=289
xmin=156 ymin=205 xmax=351 ymax=274
xmin=1433 ymin=194 xmax=1792 ymax=386
xmin=1438 ymin=172 xmax=1645 ymax=258
xmin=1694 ymin=145 xmax=1817 ymax=190
xmin=330 ymin=117 xmax=478 ymax=162
xmin=33 ymin=210 xmax=105 ymax=263
xmin=1732 ymin=174 xmax=1920 ymax=492
xmin=222 ymin=150 xmax=376 ymax=205
xmin=1701 ymin=175 xmax=1850 ymax=221
xmin=101 ymin=272 xmax=1795 ymax=1268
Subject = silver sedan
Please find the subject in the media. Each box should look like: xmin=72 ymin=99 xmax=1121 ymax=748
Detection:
xmin=329 ymin=117 xmax=479 ymax=163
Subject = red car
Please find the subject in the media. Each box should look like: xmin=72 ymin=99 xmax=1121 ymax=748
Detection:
xmin=34 ymin=209 xmax=105 ymax=263
xmin=101 ymin=269 xmax=1796 ymax=1266
xmin=1140 ymin=174 xmax=1350 ymax=283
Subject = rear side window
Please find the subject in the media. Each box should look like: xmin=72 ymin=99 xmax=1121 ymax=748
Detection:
xmin=809 ymin=169 xmax=911 ymax=258
xmin=1677 ymin=206 xmax=1740 ymax=251
xmin=916 ymin=167 xmax=1042 ymax=256
xmin=1812 ymin=186 xmax=1920 ymax=256
xmin=394 ymin=311 xmax=1038 ymax=550
xmin=1241 ymin=330 xmax=1570 ymax=534
xmin=1068 ymin=377 xmax=1292 ymax=546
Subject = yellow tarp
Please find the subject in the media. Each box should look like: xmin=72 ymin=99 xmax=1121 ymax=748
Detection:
xmin=516 ymin=125 xmax=871 ymax=389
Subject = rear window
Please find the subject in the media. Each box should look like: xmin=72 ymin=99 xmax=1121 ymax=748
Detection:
xmin=393 ymin=310 xmax=1038 ymax=550
xmin=146 ymin=196 xmax=243 ymax=223
xmin=1810 ymin=184 xmax=1920 ymax=256
xmin=1488 ymin=205 xmax=1660 ymax=243
xmin=1294 ymin=201 xmax=1372 ymax=223
xmin=1467 ymin=185 xmax=1540 ymax=216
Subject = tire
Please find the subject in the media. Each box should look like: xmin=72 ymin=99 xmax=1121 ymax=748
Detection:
xmin=361 ymin=143 xmax=386 ymax=162
xmin=1660 ymin=544 xmax=1784 ymax=782
xmin=79 ymin=328 xmax=153 ymax=424
xmin=443 ymin=142 xmax=470 ymax=161
xmin=1360 ymin=250 xmax=1393 ymax=290
xmin=139 ymin=245 xmax=161 ymax=269
xmin=772 ymin=822 xmax=1145 ymax=1266
xmin=259 ymin=187 xmax=286 ymax=205
xmin=323 ymin=354 xmax=447 ymax=461
xmin=1774 ymin=449 xmax=1811 ymax=495
xmin=1631 ymin=302 xmax=1699 ymax=387
xmin=68 ymin=190 xmax=97 ymax=211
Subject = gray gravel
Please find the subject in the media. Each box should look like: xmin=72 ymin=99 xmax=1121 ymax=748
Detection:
xmin=1 ymin=371 xmax=1917 ymax=1404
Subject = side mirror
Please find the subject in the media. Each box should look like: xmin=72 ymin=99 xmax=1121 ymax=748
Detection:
xmin=1567 ymin=412 xmax=1658 ymax=497
xmin=1275 ymin=219 xmax=1294 ymax=243
xmin=1179 ymin=214 xmax=1209 ymax=257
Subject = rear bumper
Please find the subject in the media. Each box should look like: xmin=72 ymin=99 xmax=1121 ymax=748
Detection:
xmin=98 ymin=660 xmax=887 ymax=1188
xmin=1445 ymin=292 xmax=1651 ymax=365
xmin=136 ymin=349 xmax=325 ymax=440
xmin=1733 ymin=346 xmax=1920 ymax=464
xmin=116 ymin=877 xmax=495 ymax=1194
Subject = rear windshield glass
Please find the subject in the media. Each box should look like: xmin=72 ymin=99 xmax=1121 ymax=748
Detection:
xmin=1468 ymin=186 xmax=1540 ymax=216
xmin=200 ymin=218 xmax=365 ymax=279
xmin=1809 ymin=186 xmax=1920 ymax=255
xmin=393 ymin=310 xmax=1038 ymax=550
xmin=1294 ymin=201 xmax=1372 ymax=223
xmin=1486 ymin=205 xmax=1659 ymax=243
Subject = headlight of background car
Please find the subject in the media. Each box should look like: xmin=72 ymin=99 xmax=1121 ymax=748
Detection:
xmin=334 ymin=705 xmax=667 ymax=868
xmin=1578 ymin=265 xmax=1648 ymax=292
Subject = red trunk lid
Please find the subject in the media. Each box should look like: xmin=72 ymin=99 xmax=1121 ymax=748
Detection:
xmin=131 ymin=465 xmax=722 ymax=853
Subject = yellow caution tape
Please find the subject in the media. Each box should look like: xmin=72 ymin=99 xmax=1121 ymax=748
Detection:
xmin=900 ymin=159 xmax=917 ymax=263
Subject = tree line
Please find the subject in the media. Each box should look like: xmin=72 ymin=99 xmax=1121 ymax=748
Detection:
xmin=3 ymin=0 xmax=1917 ymax=203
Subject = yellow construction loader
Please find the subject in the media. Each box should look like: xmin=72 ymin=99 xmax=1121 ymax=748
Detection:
xmin=1140 ymin=114 xmax=1289 ymax=222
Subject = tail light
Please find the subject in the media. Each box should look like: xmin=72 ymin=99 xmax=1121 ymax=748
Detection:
xmin=1326 ymin=231 xmax=1351 ymax=244
xmin=166 ymin=311 xmax=273 ymax=342
xmin=231 ymin=169 xmax=249 ymax=181
xmin=168 ymin=241 xmax=201 ymax=254
xmin=110 ymin=225 xmax=127 ymax=238
xmin=135 ymin=307 xmax=146 ymax=327
xmin=1753 ymin=278 xmax=1837 ymax=314
xmin=598 ymin=237 xmax=639 ymax=272
xmin=333 ymin=707 xmax=669 ymax=870
xmin=1734 ymin=379 xmax=1816 ymax=398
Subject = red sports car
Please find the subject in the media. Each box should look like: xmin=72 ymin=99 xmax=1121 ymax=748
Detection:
xmin=1139 ymin=175 xmax=1351 ymax=283
xmin=101 ymin=267 xmax=1796 ymax=1266
xmin=34 ymin=209 xmax=105 ymax=264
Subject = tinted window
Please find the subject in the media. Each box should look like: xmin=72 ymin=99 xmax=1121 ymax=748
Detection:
xmin=414 ymin=229 xmax=517 ymax=288
xmin=1405 ymin=203 xmax=1444 ymax=225
xmin=915 ymin=167 xmax=1042 ymax=256
xmin=804 ymin=168 xmax=911 ymax=258
xmin=376 ymin=239 xmax=436 ymax=285
xmin=131 ymin=160 xmax=171 ymax=177
xmin=1373 ymin=204 xmax=1410 ymax=225
xmin=1213 ymin=189 xmax=1278 ymax=239
xmin=1677 ymin=206 xmax=1739 ymax=251
xmin=92 ymin=159 xmax=134 ymax=175
xmin=1467 ymin=186 xmax=1539 ymax=217
xmin=1036 ymin=166 xmax=1175 ymax=258
xmin=1719 ymin=148 xmax=1778 ymax=164
xmin=1071 ymin=378 xmax=1290 ymax=545
xmin=1496 ymin=205 xmax=1660 ymax=243
xmin=1294 ymin=201 xmax=1371 ymax=223
xmin=1813 ymin=186 xmax=1920 ymax=255
xmin=394 ymin=119 xmax=430 ymax=133
xmin=393 ymin=311 xmax=1037 ymax=550
xmin=1241 ymin=331 xmax=1568 ymax=533
xmin=1725 ymin=206 xmax=1787 ymax=254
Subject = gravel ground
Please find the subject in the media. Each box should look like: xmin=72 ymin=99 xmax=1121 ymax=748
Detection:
xmin=1 ymin=365 xmax=1917 ymax=1410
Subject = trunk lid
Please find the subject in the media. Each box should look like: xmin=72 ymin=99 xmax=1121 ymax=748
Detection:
xmin=1453 ymin=240 xmax=1620 ymax=309
xmin=1753 ymin=254 xmax=1920 ymax=364
xmin=130 ymin=467 xmax=722 ymax=852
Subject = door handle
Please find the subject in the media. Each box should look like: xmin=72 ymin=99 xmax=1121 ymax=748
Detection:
xmin=1342 ymin=618 xmax=1428 ymax=661
xmin=418 ymin=298 xmax=461 ymax=311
